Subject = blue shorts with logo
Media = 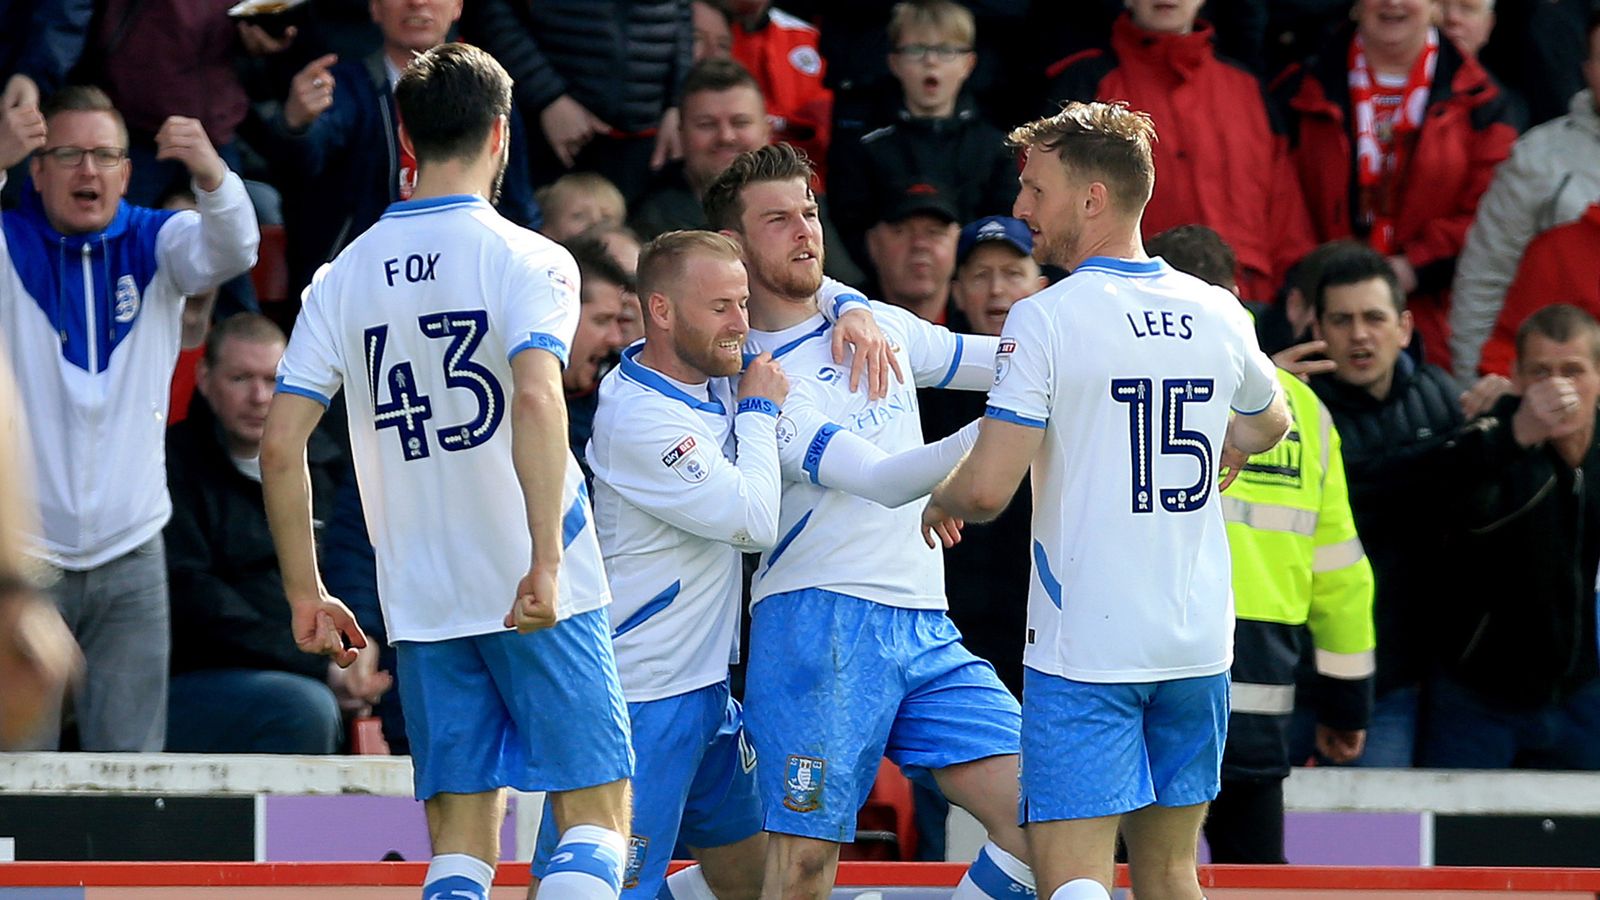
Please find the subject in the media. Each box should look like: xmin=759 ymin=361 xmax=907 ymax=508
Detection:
xmin=531 ymin=679 xmax=762 ymax=899
xmin=396 ymin=608 xmax=634 ymax=801
xmin=1020 ymin=667 xmax=1228 ymax=823
xmin=745 ymin=589 xmax=1022 ymax=842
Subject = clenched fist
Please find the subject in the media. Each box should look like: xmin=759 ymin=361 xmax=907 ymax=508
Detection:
xmin=738 ymin=352 xmax=789 ymax=407
xmin=155 ymin=116 xmax=226 ymax=192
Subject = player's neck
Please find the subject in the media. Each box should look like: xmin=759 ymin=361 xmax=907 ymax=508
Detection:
xmin=1064 ymin=226 xmax=1147 ymax=272
xmin=410 ymin=163 xmax=491 ymax=203
xmin=747 ymin=286 xmax=818 ymax=332
xmin=636 ymin=339 xmax=709 ymax=386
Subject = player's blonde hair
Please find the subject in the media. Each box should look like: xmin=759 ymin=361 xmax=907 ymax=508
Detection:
xmin=888 ymin=0 xmax=975 ymax=48
xmin=636 ymin=230 xmax=744 ymax=303
xmin=1008 ymin=101 xmax=1157 ymax=214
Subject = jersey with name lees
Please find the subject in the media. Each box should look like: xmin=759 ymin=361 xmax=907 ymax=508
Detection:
xmin=276 ymin=194 xmax=609 ymax=643
xmin=985 ymin=257 xmax=1280 ymax=684
xmin=586 ymin=346 xmax=783 ymax=703
xmin=745 ymin=299 xmax=998 ymax=610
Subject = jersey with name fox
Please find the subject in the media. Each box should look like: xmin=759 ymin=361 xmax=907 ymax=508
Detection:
xmin=985 ymin=257 xmax=1279 ymax=683
xmin=587 ymin=346 xmax=781 ymax=702
xmin=746 ymin=299 xmax=996 ymax=609
xmin=277 ymin=195 xmax=609 ymax=643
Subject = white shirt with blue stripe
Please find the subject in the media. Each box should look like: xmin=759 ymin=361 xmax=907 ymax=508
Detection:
xmin=587 ymin=346 xmax=782 ymax=703
xmin=745 ymin=298 xmax=997 ymax=611
xmin=985 ymin=256 xmax=1279 ymax=684
xmin=277 ymin=194 xmax=609 ymax=643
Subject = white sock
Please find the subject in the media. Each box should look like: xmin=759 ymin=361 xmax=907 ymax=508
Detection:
xmin=422 ymin=852 xmax=494 ymax=900
xmin=663 ymin=864 xmax=718 ymax=900
xmin=953 ymin=842 xmax=1036 ymax=900
xmin=540 ymin=825 xmax=627 ymax=900
xmin=1050 ymin=879 xmax=1111 ymax=900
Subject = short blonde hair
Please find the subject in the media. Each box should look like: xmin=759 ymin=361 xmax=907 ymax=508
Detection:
xmin=888 ymin=0 xmax=975 ymax=47
xmin=1008 ymin=101 xmax=1157 ymax=214
xmin=536 ymin=172 xmax=625 ymax=224
xmin=637 ymin=230 xmax=744 ymax=302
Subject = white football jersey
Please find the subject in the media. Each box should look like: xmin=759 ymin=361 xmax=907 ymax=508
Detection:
xmin=587 ymin=346 xmax=782 ymax=702
xmin=745 ymin=299 xmax=997 ymax=609
xmin=277 ymin=194 xmax=609 ymax=643
xmin=985 ymin=256 xmax=1279 ymax=683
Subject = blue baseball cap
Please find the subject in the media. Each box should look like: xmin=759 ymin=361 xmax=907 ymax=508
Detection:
xmin=957 ymin=216 xmax=1033 ymax=266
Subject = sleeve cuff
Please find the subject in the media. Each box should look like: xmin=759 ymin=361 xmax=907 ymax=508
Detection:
xmin=737 ymin=397 xmax=781 ymax=418
xmin=274 ymin=377 xmax=332 ymax=407
xmin=933 ymin=333 xmax=965 ymax=389
xmin=510 ymin=332 xmax=570 ymax=367
xmin=831 ymin=292 xmax=871 ymax=320
xmin=984 ymin=404 xmax=1047 ymax=429
xmin=1232 ymin=390 xmax=1278 ymax=416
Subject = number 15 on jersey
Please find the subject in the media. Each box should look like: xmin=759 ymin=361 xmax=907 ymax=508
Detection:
xmin=1110 ymin=377 xmax=1216 ymax=514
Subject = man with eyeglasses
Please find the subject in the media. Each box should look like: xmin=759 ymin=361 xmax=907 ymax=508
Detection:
xmin=826 ymin=0 xmax=1016 ymax=278
xmin=0 ymin=83 xmax=259 ymax=751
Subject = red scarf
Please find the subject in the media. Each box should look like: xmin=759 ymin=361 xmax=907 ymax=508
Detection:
xmin=1348 ymin=28 xmax=1437 ymax=254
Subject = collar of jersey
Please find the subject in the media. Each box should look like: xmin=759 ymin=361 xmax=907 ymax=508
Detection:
xmin=1076 ymin=256 xmax=1165 ymax=277
xmin=747 ymin=317 xmax=830 ymax=364
xmin=380 ymin=193 xmax=487 ymax=218
xmin=617 ymin=344 xmax=725 ymax=414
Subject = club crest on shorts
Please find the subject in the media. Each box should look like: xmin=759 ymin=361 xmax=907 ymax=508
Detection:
xmin=622 ymin=834 xmax=648 ymax=888
xmin=661 ymin=435 xmax=709 ymax=483
xmin=783 ymin=755 xmax=825 ymax=812
xmin=994 ymin=338 xmax=1017 ymax=385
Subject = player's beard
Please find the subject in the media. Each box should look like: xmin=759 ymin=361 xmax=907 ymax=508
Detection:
xmin=746 ymin=240 xmax=824 ymax=302
xmin=673 ymin=319 xmax=744 ymax=378
xmin=1034 ymin=218 xmax=1082 ymax=270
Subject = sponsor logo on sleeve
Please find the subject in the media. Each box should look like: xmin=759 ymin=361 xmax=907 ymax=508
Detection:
xmin=661 ymin=435 xmax=710 ymax=483
xmin=994 ymin=337 xmax=1017 ymax=385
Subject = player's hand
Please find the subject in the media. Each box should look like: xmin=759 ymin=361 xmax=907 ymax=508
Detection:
xmin=650 ymin=106 xmax=682 ymax=170
xmin=831 ymin=307 xmax=905 ymax=401
xmin=1513 ymin=376 xmax=1584 ymax=446
xmin=1271 ymin=340 xmax=1336 ymax=382
xmin=326 ymin=641 xmax=392 ymax=717
xmin=1459 ymin=373 xmax=1513 ymax=420
xmin=1316 ymin=724 xmax=1366 ymax=764
xmin=506 ymin=564 xmax=560 ymax=634
xmin=920 ymin=502 xmax=963 ymax=549
xmin=155 ymin=116 xmax=227 ymax=192
xmin=541 ymin=95 xmax=612 ymax=169
xmin=0 ymin=99 xmax=46 ymax=171
xmin=1218 ymin=440 xmax=1250 ymax=492
xmin=237 ymin=21 xmax=296 ymax=55
xmin=285 ymin=54 xmax=339 ymax=131
xmin=2 ymin=73 xmax=39 ymax=111
xmin=738 ymin=351 xmax=789 ymax=407
xmin=290 ymin=594 xmax=367 ymax=668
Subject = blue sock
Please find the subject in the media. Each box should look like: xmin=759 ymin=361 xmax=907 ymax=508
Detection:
xmin=422 ymin=852 xmax=494 ymax=900
xmin=540 ymin=824 xmax=626 ymax=900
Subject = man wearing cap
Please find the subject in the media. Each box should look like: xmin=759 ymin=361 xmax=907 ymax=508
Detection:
xmin=865 ymin=180 xmax=962 ymax=323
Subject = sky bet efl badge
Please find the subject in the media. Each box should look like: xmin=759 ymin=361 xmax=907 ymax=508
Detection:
xmin=661 ymin=435 xmax=709 ymax=484
xmin=784 ymin=755 xmax=825 ymax=812
xmin=994 ymin=337 xmax=1017 ymax=385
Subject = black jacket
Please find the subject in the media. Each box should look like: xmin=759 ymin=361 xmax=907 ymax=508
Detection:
xmin=462 ymin=0 xmax=691 ymax=133
xmin=1310 ymin=356 xmax=1463 ymax=695
xmin=1435 ymin=394 xmax=1600 ymax=709
xmin=827 ymin=97 xmax=1016 ymax=275
xmin=164 ymin=395 xmax=341 ymax=678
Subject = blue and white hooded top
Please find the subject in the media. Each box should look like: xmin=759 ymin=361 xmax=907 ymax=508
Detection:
xmin=0 ymin=172 xmax=259 ymax=570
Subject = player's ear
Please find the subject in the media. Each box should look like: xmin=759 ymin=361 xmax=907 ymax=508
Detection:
xmin=1084 ymin=181 xmax=1109 ymax=218
xmin=647 ymin=290 xmax=673 ymax=331
xmin=491 ymin=114 xmax=509 ymax=159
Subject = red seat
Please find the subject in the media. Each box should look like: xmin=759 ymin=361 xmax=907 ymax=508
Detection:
xmin=167 ymin=344 xmax=204 ymax=424
xmin=251 ymin=223 xmax=290 ymax=305
xmin=842 ymin=758 xmax=918 ymax=861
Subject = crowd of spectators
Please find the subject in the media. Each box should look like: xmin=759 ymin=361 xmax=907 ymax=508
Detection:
xmin=2 ymin=0 xmax=1600 ymax=850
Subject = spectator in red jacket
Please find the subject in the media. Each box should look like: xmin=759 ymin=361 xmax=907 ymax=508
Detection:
xmin=1273 ymin=0 xmax=1516 ymax=372
xmin=1479 ymin=203 xmax=1600 ymax=376
xmin=1044 ymin=0 xmax=1316 ymax=302
xmin=728 ymin=0 xmax=834 ymax=179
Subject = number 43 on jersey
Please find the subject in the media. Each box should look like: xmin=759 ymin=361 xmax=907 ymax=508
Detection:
xmin=365 ymin=310 xmax=506 ymax=461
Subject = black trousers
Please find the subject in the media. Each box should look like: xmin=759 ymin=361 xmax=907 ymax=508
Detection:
xmin=1203 ymin=777 xmax=1287 ymax=864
